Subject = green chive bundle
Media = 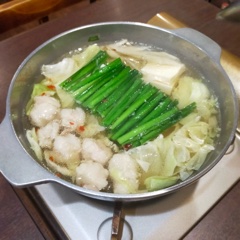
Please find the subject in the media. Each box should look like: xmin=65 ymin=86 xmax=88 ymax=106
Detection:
xmin=60 ymin=50 xmax=196 ymax=150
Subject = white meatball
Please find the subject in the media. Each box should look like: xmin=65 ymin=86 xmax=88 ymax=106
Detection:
xmin=46 ymin=133 xmax=81 ymax=166
xmin=37 ymin=120 xmax=60 ymax=149
xmin=29 ymin=95 xmax=60 ymax=127
xmin=54 ymin=133 xmax=81 ymax=160
xmin=60 ymin=107 xmax=86 ymax=132
xmin=82 ymin=138 xmax=113 ymax=165
xmin=44 ymin=151 xmax=75 ymax=177
xmin=108 ymin=153 xmax=139 ymax=194
xmin=76 ymin=160 xmax=109 ymax=191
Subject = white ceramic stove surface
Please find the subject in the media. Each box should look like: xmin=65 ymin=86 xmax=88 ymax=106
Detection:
xmin=35 ymin=135 xmax=240 ymax=240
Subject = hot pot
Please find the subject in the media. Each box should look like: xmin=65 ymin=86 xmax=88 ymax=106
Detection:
xmin=0 ymin=22 xmax=238 ymax=202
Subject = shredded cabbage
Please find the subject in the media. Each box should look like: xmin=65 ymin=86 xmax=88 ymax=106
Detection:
xmin=41 ymin=44 xmax=100 ymax=86
xmin=55 ymin=86 xmax=75 ymax=108
xmin=26 ymin=128 xmax=43 ymax=161
xmin=104 ymin=40 xmax=186 ymax=95
xmin=144 ymin=175 xmax=179 ymax=191
xmin=72 ymin=44 xmax=101 ymax=69
xmin=42 ymin=58 xmax=78 ymax=85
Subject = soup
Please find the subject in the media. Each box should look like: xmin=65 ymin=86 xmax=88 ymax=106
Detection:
xmin=25 ymin=40 xmax=219 ymax=194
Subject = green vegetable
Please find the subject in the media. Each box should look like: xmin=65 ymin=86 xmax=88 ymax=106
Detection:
xmin=144 ymin=176 xmax=179 ymax=191
xmin=121 ymin=102 xmax=196 ymax=147
xmin=83 ymin=66 xmax=132 ymax=110
xmin=137 ymin=97 xmax=174 ymax=126
xmin=60 ymin=50 xmax=196 ymax=149
xmin=95 ymin=76 xmax=134 ymax=117
xmin=60 ymin=50 xmax=108 ymax=90
xmin=102 ymin=77 xmax=144 ymax=127
xmin=110 ymin=92 xmax=165 ymax=140
xmin=117 ymin=107 xmax=179 ymax=145
xmin=69 ymin=58 xmax=124 ymax=94
xmin=75 ymin=73 xmax=114 ymax=104
xmin=88 ymin=35 xmax=100 ymax=42
xmin=74 ymin=64 xmax=125 ymax=104
xmin=110 ymin=84 xmax=158 ymax=130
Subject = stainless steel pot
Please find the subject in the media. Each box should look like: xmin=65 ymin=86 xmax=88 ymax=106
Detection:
xmin=0 ymin=22 xmax=238 ymax=202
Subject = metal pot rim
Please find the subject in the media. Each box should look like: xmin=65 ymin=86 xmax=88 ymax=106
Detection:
xmin=0 ymin=21 xmax=238 ymax=202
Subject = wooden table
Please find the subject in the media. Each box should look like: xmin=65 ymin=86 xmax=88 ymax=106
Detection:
xmin=1 ymin=0 xmax=240 ymax=239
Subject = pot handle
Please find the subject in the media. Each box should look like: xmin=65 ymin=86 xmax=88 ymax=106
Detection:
xmin=171 ymin=28 xmax=222 ymax=63
xmin=0 ymin=115 xmax=56 ymax=187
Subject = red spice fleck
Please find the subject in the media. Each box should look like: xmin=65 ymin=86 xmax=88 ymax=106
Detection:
xmin=47 ymin=85 xmax=56 ymax=90
xmin=78 ymin=125 xmax=85 ymax=131
xmin=69 ymin=121 xmax=75 ymax=125
xmin=41 ymin=92 xmax=46 ymax=96
xmin=221 ymin=2 xmax=229 ymax=9
xmin=124 ymin=144 xmax=132 ymax=151
xmin=55 ymin=172 xmax=62 ymax=178
xmin=49 ymin=156 xmax=54 ymax=162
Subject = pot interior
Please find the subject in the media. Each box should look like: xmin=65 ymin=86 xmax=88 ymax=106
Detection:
xmin=8 ymin=22 xmax=237 ymax=201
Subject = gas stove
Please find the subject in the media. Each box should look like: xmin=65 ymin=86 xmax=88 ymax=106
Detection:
xmin=33 ymin=135 xmax=240 ymax=239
